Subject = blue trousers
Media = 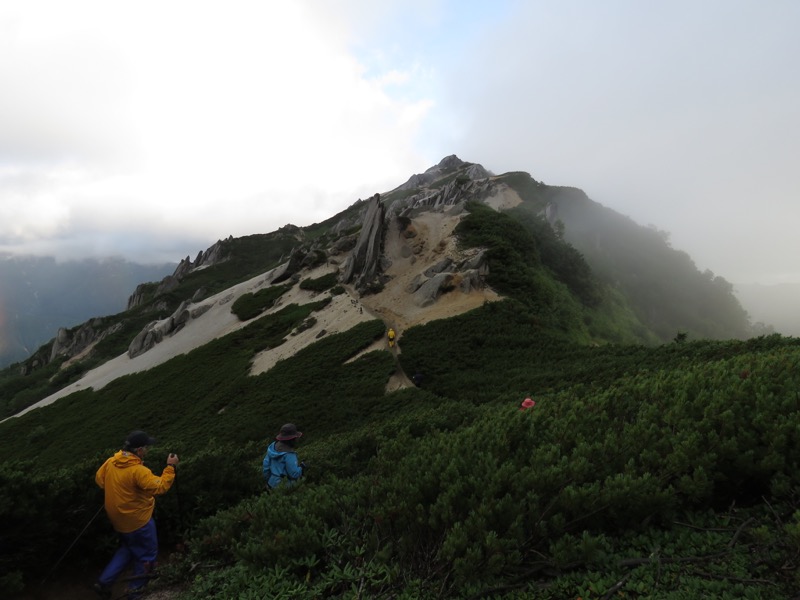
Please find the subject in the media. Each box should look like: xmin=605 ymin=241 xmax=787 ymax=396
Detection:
xmin=99 ymin=518 xmax=158 ymax=596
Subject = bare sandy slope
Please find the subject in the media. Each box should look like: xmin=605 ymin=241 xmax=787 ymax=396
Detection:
xmin=9 ymin=268 xmax=283 ymax=419
xmin=10 ymin=189 xmax=520 ymax=419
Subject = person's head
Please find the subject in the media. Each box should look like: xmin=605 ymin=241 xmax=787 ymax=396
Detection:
xmin=123 ymin=430 xmax=157 ymax=458
xmin=275 ymin=423 xmax=303 ymax=447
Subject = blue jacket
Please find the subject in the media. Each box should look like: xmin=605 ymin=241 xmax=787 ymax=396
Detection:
xmin=263 ymin=441 xmax=303 ymax=489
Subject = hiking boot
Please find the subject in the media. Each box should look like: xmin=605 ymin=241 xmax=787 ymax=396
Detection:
xmin=92 ymin=582 xmax=112 ymax=599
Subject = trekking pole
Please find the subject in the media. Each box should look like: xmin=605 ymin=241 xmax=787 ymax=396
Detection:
xmin=173 ymin=465 xmax=184 ymax=538
xmin=41 ymin=503 xmax=105 ymax=585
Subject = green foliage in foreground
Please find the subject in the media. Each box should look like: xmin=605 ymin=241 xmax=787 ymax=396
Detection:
xmin=168 ymin=330 xmax=800 ymax=599
xmin=1 ymin=296 xmax=799 ymax=597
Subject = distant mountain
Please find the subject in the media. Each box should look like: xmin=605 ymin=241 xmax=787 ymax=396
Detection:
xmin=0 ymin=255 xmax=175 ymax=368
xmin=4 ymin=156 xmax=794 ymax=599
xmin=734 ymin=282 xmax=800 ymax=337
xmin=0 ymin=155 xmax=760 ymax=416
xmin=0 ymin=156 xmax=758 ymax=414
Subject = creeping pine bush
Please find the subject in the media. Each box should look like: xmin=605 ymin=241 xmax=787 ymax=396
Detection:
xmin=299 ymin=272 xmax=338 ymax=293
xmin=231 ymin=283 xmax=293 ymax=320
xmin=176 ymin=337 xmax=800 ymax=598
xmin=4 ymin=301 xmax=800 ymax=597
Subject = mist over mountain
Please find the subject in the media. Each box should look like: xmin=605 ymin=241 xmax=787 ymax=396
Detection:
xmin=0 ymin=255 xmax=175 ymax=368
xmin=2 ymin=156 xmax=797 ymax=599
xmin=734 ymin=282 xmax=800 ymax=337
xmin=0 ymin=156 xmax=761 ymax=418
xmin=537 ymin=185 xmax=753 ymax=342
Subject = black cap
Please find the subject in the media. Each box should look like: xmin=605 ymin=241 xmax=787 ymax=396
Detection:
xmin=125 ymin=430 xmax=157 ymax=449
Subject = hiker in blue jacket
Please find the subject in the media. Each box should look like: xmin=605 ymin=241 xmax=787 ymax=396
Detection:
xmin=263 ymin=423 xmax=305 ymax=489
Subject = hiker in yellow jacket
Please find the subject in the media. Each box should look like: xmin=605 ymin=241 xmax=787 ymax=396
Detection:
xmin=93 ymin=430 xmax=178 ymax=600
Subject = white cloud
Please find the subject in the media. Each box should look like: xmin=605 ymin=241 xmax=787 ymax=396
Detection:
xmin=440 ymin=0 xmax=800 ymax=284
xmin=0 ymin=0 xmax=434 ymax=260
xmin=1 ymin=0 xmax=798 ymax=287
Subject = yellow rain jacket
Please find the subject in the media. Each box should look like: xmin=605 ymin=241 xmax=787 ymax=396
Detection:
xmin=95 ymin=450 xmax=175 ymax=533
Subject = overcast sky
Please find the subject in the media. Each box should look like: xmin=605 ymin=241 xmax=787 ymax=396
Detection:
xmin=1 ymin=0 xmax=798 ymax=285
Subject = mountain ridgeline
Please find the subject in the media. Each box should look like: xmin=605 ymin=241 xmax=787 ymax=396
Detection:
xmin=0 ymin=256 xmax=175 ymax=368
xmin=1 ymin=156 xmax=798 ymax=599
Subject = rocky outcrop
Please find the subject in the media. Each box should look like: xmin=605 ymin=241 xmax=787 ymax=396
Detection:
xmin=340 ymin=194 xmax=386 ymax=293
xmin=330 ymin=234 xmax=358 ymax=255
xmin=465 ymin=163 xmax=490 ymax=179
xmin=545 ymin=201 xmax=559 ymax=228
xmin=127 ymin=320 xmax=171 ymax=359
xmin=395 ymin=155 xmax=464 ymax=190
xmin=330 ymin=198 xmax=368 ymax=236
xmin=127 ymin=237 xmax=232 ymax=310
xmin=386 ymin=175 xmax=495 ymax=219
xmin=411 ymin=178 xmax=494 ymax=212
xmin=127 ymin=297 xmax=202 ymax=358
xmin=126 ymin=284 xmax=151 ymax=310
xmin=412 ymin=273 xmax=456 ymax=307
xmin=49 ymin=319 xmax=123 ymax=362
xmin=405 ymin=248 xmax=489 ymax=307
xmin=394 ymin=155 xmax=492 ymax=193
xmin=270 ymin=248 xmax=308 ymax=284
xmin=328 ymin=156 xmax=494 ymax=294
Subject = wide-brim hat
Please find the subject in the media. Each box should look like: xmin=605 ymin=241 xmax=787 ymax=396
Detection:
xmin=276 ymin=423 xmax=303 ymax=441
xmin=520 ymin=398 xmax=535 ymax=409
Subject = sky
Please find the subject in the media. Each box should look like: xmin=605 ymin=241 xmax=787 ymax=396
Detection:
xmin=1 ymin=0 xmax=798 ymax=285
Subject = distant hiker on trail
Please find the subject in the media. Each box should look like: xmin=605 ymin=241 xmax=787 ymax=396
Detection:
xmin=94 ymin=430 xmax=179 ymax=600
xmin=519 ymin=396 xmax=535 ymax=411
xmin=263 ymin=423 xmax=305 ymax=490
xmin=387 ymin=327 xmax=396 ymax=347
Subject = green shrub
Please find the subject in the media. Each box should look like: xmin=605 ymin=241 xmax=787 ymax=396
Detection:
xmin=299 ymin=272 xmax=338 ymax=293
xmin=231 ymin=283 xmax=293 ymax=321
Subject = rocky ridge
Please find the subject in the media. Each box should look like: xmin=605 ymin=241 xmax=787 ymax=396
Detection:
xmin=11 ymin=155 xmax=516 ymax=397
xmin=127 ymin=155 xmax=499 ymax=359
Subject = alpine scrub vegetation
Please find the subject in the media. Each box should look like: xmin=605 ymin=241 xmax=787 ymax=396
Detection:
xmin=299 ymin=272 xmax=339 ymax=293
xmin=0 ymin=157 xmax=792 ymax=597
xmin=231 ymin=283 xmax=293 ymax=321
xmin=171 ymin=333 xmax=800 ymax=599
xmin=1 ymin=312 xmax=799 ymax=597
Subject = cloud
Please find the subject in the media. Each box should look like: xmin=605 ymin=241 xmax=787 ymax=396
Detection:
xmin=1 ymin=0 xmax=798 ymax=287
xmin=0 ymin=0 xmax=434 ymax=261
xmin=437 ymin=0 xmax=800 ymax=284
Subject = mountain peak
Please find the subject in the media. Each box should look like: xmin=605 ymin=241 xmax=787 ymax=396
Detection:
xmin=395 ymin=154 xmax=491 ymax=192
xmin=429 ymin=154 xmax=465 ymax=171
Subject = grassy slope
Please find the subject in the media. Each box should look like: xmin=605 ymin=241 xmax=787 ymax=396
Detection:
xmin=2 ymin=299 xmax=799 ymax=598
xmin=0 ymin=169 xmax=794 ymax=597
